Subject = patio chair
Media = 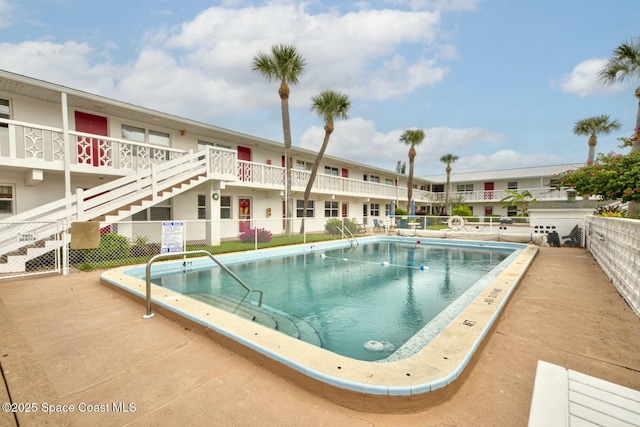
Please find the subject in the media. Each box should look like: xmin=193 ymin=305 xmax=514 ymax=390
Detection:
xmin=373 ymin=218 xmax=383 ymax=232
xmin=562 ymin=225 xmax=582 ymax=247
xmin=351 ymin=218 xmax=367 ymax=234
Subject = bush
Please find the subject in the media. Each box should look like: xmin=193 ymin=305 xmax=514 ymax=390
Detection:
xmin=452 ymin=205 xmax=472 ymax=217
xmin=395 ymin=208 xmax=409 ymax=216
xmin=239 ymin=227 xmax=273 ymax=243
xmin=324 ymin=218 xmax=357 ymax=236
xmin=85 ymin=233 xmax=131 ymax=263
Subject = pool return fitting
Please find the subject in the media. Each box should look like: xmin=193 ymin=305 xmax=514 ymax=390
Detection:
xmin=143 ymin=250 xmax=263 ymax=319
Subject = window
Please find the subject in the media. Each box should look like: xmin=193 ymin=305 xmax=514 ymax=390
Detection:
xmin=325 ymin=201 xmax=339 ymax=217
xmin=419 ymin=185 xmax=427 ymax=191
xmin=548 ymin=179 xmax=561 ymax=189
xmin=0 ymin=185 xmax=14 ymax=214
xmin=296 ymin=160 xmax=313 ymax=171
xmin=369 ymin=175 xmax=380 ymax=183
xmin=385 ymin=178 xmax=394 ymax=185
xmin=457 ymin=184 xmax=474 ymax=192
xmin=121 ymin=124 xmax=145 ymax=142
xmin=296 ymin=200 xmax=314 ymax=217
xmin=508 ymin=181 xmax=518 ymax=190
xmin=220 ymin=196 xmax=231 ymax=219
xmin=132 ymin=200 xmax=172 ymax=221
xmin=0 ymin=98 xmax=10 ymax=128
xmin=324 ymin=166 xmax=339 ymax=176
xmin=385 ymin=204 xmax=392 ymax=216
xmin=369 ymin=203 xmax=380 ymax=216
xmin=198 ymin=140 xmax=232 ymax=151
xmin=198 ymin=195 xmax=206 ymax=219
xmin=507 ymin=206 xmax=518 ymax=217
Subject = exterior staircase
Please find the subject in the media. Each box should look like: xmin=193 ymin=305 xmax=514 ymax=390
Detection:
xmin=0 ymin=148 xmax=237 ymax=274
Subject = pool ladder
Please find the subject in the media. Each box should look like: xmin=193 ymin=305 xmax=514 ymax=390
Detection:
xmin=337 ymin=226 xmax=359 ymax=248
xmin=142 ymin=250 xmax=263 ymax=319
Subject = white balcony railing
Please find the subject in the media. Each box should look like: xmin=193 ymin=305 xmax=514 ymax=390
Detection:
xmin=432 ymin=187 xmax=572 ymax=203
xmin=1 ymin=118 xmax=573 ymax=204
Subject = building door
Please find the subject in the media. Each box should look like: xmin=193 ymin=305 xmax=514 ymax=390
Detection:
xmin=75 ymin=111 xmax=108 ymax=166
xmin=484 ymin=182 xmax=494 ymax=200
xmin=362 ymin=203 xmax=367 ymax=225
xmin=341 ymin=203 xmax=348 ymax=218
xmin=238 ymin=146 xmax=251 ymax=181
xmin=239 ymin=197 xmax=251 ymax=233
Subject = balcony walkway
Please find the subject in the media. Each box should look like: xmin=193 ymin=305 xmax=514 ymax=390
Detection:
xmin=0 ymin=247 xmax=638 ymax=426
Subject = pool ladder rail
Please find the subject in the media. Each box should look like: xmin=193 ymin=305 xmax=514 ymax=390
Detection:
xmin=337 ymin=225 xmax=359 ymax=247
xmin=142 ymin=250 xmax=264 ymax=319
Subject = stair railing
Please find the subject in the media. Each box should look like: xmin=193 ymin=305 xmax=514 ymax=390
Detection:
xmin=143 ymin=250 xmax=263 ymax=319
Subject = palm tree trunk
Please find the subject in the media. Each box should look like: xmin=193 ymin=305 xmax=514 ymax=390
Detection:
xmin=280 ymin=94 xmax=293 ymax=236
xmin=587 ymin=134 xmax=597 ymax=163
xmin=299 ymin=128 xmax=332 ymax=234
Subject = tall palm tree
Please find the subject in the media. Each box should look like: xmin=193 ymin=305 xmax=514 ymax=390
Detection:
xmin=599 ymin=35 xmax=640 ymax=151
xmin=299 ymin=90 xmax=351 ymax=234
xmin=252 ymin=44 xmax=306 ymax=236
xmin=399 ymin=129 xmax=425 ymax=211
xmin=573 ymin=115 xmax=621 ymax=163
xmin=600 ymin=35 xmax=640 ymax=218
xmin=440 ymin=153 xmax=459 ymax=215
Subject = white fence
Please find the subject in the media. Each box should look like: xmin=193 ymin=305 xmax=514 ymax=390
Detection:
xmin=586 ymin=216 xmax=640 ymax=317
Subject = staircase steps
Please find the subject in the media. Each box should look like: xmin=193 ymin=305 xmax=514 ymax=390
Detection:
xmin=189 ymin=292 xmax=323 ymax=348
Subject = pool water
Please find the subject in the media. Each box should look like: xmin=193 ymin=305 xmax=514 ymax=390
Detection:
xmin=146 ymin=242 xmax=512 ymax=362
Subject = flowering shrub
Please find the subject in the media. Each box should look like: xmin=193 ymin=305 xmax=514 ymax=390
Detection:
xmin=560 ymin=150 xmax=640 ymax=204
xmin=239 ymin=227 xmax=272 ymax=243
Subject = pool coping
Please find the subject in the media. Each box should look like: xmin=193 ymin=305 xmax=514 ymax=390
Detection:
xmin=100 ymin=237 xmax=539 ymax=412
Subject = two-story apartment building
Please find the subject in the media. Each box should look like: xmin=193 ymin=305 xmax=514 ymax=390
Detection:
xmin=423 ymin=164 xmax=582 ymax=217
xmin=0 ymin=69 xmax=444 ymax=247
xmin=0 ymin=69 xmax=580 ymax=249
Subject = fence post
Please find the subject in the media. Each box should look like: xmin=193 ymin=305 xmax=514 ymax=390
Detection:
xmin=61 ymin=219 xmax=69 ymax=275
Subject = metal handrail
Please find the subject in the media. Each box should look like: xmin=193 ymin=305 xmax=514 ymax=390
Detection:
xmin=337 ymin=225 xmax=358 ymax=248
xmin=143 ymin=250 xmax=263 ymax=319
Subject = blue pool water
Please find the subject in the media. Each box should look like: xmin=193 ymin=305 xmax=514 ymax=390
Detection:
xmin=137 ymin=240 xmax=514 ymax=362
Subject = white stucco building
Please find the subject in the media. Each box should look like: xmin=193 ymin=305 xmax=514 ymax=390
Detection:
xmin=0 ymin=69 xmax=581 ymax=249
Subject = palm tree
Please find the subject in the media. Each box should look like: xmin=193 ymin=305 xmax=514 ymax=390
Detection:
xmin=500 ymin=189 xmax=537 ymax=217
xmin=599 ymin=35 xmax=640 ymax=151
xmin=440 ymin=153 xmax=459 ymax=215
xmin=299 ymin=90 xmax=351 ymax=234
xmin=252 ymin=44 xmax=306 ymax=236
xmin=399 ymin=129 xmax=425 ymax=211
xmin=573 ymin=115 xmax=621 ymax=163
xmin=600 ymin=35 xmax=640 ymax=218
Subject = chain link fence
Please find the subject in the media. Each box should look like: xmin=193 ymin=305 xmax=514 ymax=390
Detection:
xmin=0 ymin=214 xmax=590 ymax=280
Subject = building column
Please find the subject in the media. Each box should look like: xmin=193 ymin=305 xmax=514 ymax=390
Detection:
xmin=205 ymin=180 xmax=224 ymax=246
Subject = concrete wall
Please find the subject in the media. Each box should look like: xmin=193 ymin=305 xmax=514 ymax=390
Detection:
xmin=586 ymin=216 xmax=640 ymax=318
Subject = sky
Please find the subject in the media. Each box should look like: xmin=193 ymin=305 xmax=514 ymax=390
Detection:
xmin=0 ymin=0 xmax=638 ymax=177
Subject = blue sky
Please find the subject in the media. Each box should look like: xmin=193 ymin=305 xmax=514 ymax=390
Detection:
xmin=1 ymin=0 xmax=638 ymax=176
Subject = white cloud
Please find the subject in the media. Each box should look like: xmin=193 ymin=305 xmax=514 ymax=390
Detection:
xmin=557 ymin=58 xmax=627 ymax=97
xmin=0 ymin=41 xmax=121 ymax=94
xmin=298 ymin=118 xmax=503 ymax=174
xmin=452 ymin=150 xmax=563 ymax=173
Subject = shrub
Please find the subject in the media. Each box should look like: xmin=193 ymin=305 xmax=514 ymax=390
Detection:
xmin=452 ymin=205 xmax=472 ymax=217
xmin=324 ymin=218 xmax=357 ymax=236
xmin=85 ymin=233 xmax=131 ymax=263
xmin=239 ymin=227 xmax=273 ymax=243
xmin=594 ymin=204 xmax=627 ymax=217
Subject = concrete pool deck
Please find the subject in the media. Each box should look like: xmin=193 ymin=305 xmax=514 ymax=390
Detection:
xmin=0 ymin=247 xmax=638 ymax=426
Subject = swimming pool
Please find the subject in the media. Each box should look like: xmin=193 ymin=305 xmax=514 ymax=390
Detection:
xmin=101 ymin=236 xmax=538 ymax=411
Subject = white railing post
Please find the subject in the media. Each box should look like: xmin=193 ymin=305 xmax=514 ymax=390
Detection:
xmin=75 ymin=187 xmax=84 ymax=222
xmin=61 ymin=219 xmax=69 ymax=276
xmin=151 ymin=164 xmax=158 ymax=199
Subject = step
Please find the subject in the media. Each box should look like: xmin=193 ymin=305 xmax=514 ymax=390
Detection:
xmin=189 ymin=292 xmax=323 ymax=348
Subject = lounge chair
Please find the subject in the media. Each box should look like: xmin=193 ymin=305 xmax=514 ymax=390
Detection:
xmin=562 ymin=225 xmax=582 ymax=247
xmin=373 ymin=218 xmax=383 ymax=232
xmin=351 ymin=218 xmax=367 ymax=234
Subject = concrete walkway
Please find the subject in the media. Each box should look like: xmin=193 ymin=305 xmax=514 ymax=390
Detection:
xmin=0 ymin=247 xmax=638 ymax=427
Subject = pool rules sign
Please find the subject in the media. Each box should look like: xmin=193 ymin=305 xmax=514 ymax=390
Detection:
xmin=161 ymin=221 xmax=185 ymax=253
